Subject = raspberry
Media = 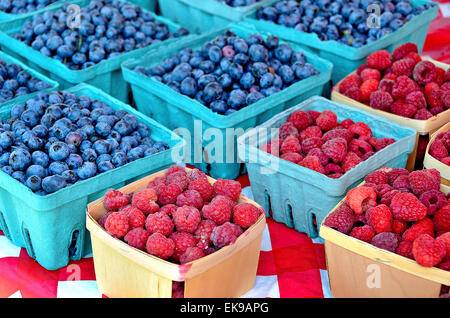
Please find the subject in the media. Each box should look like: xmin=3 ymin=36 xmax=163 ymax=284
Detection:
xmin=210 ymin=222 xmax=243 ymax=248
xmin=392 ymin=76 xmax=419 ymax=99
xmin=98 ymin=211 xmax=113 ymax=229
xmin=280 ymin=136 xmax=301 ymax=154
xmin=429 ymin=139 xmax=449 ymax=160
xmin=325 ymin=162 xmax=342 ymax=175
xmin=441 ymin=90 xmax=450 ymax=109
xmin=392 ymin=219 xmax=407 ymax=234
xmin=408 ymin=169 xmax=441 ymax=196
xmin=348 ymin=122 xmax=372 ymax=141
xmin=213 ymin=179 xmax=241 ymax=202
xmin=369 ymin=90 xmax=393 ymax=111
xmin=434 ymin=67 xmax=446 ymax=85
xmin=104 ymin=189 xmax=130 ymax=211
xmin=405 ymin=91 xmax=426 ymax=109
xmin=169 ymin=232 xmax=196 ymax=262
xmin=349 ymin=139 xmax=374 ymax=158
xmin=445 ymin=68 xmax=450 ymax=82
xmin=280 ymin=152 xmax=303 ymax=163
xmin=349 ymin=225 xmax=375 ymax=242
xmin=369 ymin=137 xmax=395 ymax=151
xmin=124 ymin=228 xmax=150 ymax=250
xmin=157 ymin=183 xmax=183 ymax=206
xmin=323 ymin=203 xmax=355 ymax=234
xmin=194 ymin=219 xmax=216 ymax=249
xmin=443 ymin=82 xmax=450 ymax=91
xmin=339 ymin=74 xmax=362 ymax=94
xmin=322 ymin=137 xmax=347 ymax=163
xmin=390 ymin=192 xmax=427 ymax=221
xmin=201 ymin=195 xmax=233 ymax=225
xmin=180 ymin=247 xmax=205 ymax=264
xmin=176 ymin=189 xmax=204 ymax=210
xmin=378 ymin=78 xmax=395 ymax=94
xmin=356 ymin=64 xmax=368 ymax=75
xmin=261 ymin=138 xmax=281 ymax=156
xmin=360 ymin=79 xmax=379 ymax=102
xmin=426 ymin=88 xmax=444 ymax=108
xmin=405 ymin=52 xmax=422 ymax=65
xmin=322 ymin=128 xmax=353 ymax=144
xmin=412 ymin=234 xmax=446 ymax=267
xmin=392 ymin=58 xmax=416 ymax=77
xmin=301 ymin=137 xmax=324 ymax=154
xmin=146 ymin=233 xmax=175 ymax=260
xmin=344 ymin=86 xmax=363 ymax=102
xmin=341 ymin=151 xmax=362 ymax=173
xmin=371 ymin=232 xmax=400 ymax=252
xmin=365 ymin=170 xmax=388 ymax=185
xmin=307 ymin=148 xmax=329 ymax=166
xmin=367 ymin=50 xmax=392 ymax=70
xmin=166 ymin=171 xmax=189 ymax=191
xmin=121 ymin=205 xmax=146 ymax=229
xmin=441 ymin=157 xmax=450 ymax=165
xmin=419 ymin=190 xmax=447 ymax=216
xmin=413 ymin=61 xmax=437 ymax=85
xmin=131 ymin=188 xmax=159 ymax=215
xmin=232 ymin=203 xmax=261 ymax=229
xmin=429 ymin=106 xmax=444 ymax=115
xmin=390 ymin=100 xmax=417 ymax=118
xmin=316 ymin=110 xmax=338 ymax=131
xmin=381 ymin=190 xmax=401 ymax=206
xmin=374 ymin=184 xmax=392 ymax=198
xmin=105 ymin=212 xmax=130 ymax=238
xmin=392 ymin=42 xmax=418 ymax=61
xmin=396 ymin=240 xmax=414 ymax=259
xmin=434 ymin=204 xmax=450 ymax=232
xmin=145 ymin=211 xmax=174 ymax=237
xmin=436 ymin=131 xmax=450 ymax=149
xmin=147 ymin=176 xmax=166 ymax=191
xmin=186 ymin=168 xmax=207 ymax=183
xmin=299 ymin=155 xmax=326 ymax=174
xmin=414 ymin=108 xmax=433 ymax=120
xmin=328 ymin=173 xmax=343 ymax=179
xmin=437 ymin=232 xmax=450 ymax=256
xmin=172 ymin=205 xmax=201 ymax=233
xmin=188 ymin=177 xmax=214 ymax=202
xmin=387 ymin=168 xmax=409 ymax=185
xmin=159 ymin=204 xmax=178 ymax=217
xmin=360 ymin=68 xmax=381 ymax=82
xmin=287 ymin=110 xmax=312 ymax=131
xmin=366 ymin=204 xmax=392 ymax=234
xmin=300 ymin=126 xmax=322 ymax=141
xmin=402 ymin=217 xmax=434 ymax=242
xmin=307 ymin=110 xmax=321 ymax=124
xmin=166 ymin=165 xmax=186 ymax=176
xmin=346 ymin=186 xmax=377 ymax=215
xmin=341 ymin=118 xmax=355 ymax=129
xmin=279 ymin=121 xmax=299 ymax=139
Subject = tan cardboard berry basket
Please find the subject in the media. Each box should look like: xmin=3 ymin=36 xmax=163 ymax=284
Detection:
xmin=86 ymin=168 xmax=266 ymax=298
xmin=319 ymin=168 xmax=450 ymax=298
xmin=331 ymin=58 xmax=450 ymax=172
xmin=423 ymin=122 xmax=450 ymax=195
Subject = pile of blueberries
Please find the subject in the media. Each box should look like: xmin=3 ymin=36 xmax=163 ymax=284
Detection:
xmin=13 ymin=0 xmax=189 ymax=70
xmin=0 ymin=90 xmax=170 ymax=195
xmin=0 ymin=57 xmax=52 ymax=103
xmin=216 ymin=0 xmax=262 ymax=7
xmin=256 ymin=0 xmax=436 ymax=47
xmin=134 ymin=30 xmax=319 ymax=115
xmin=0 ymin=0 xmax=58 ymax=15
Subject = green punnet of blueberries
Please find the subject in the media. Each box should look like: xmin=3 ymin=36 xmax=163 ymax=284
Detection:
xmin=133 ymin=30 xmax=320 ymax=115
xmin=0 ymin=90 xmax=170 ymax=195
xmin=0 ymin=0 xmax=59 ymax=14
xmin=13 ymin=0 xmax=190 ymax=70
xmin=256 ymin=0 xmax=436 ymax=47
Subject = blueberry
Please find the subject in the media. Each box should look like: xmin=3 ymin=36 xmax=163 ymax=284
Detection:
xmin=32 ymin=150 xmax=49 ymax=167
xmin=26 ymin=164 xmax=47 ymax=178
xmin=76 ymin=162 xmax=97 ymax=180
xmin=26 ymin=175 xmax=42 ymax=192
xmin=66 ymin=153 xmax=83 ymax=170
xmin=81 ymin=148 xmax=97 ymax=163
xmin=49 ymin=141 xmax=70 ymax=161
xmin=93 ymin=140 xmax=111 ymax=155
xmin=180 ymin=77 xmax=197 ymax=97
xmin=42 ymin=175 xmax=66 ymax=193
xmin=61 ymin=170 xmax=78 ymax=184
xmin=12 ymin=171 xmax=27 ymax=183
xmin=9 ymin=148 xmax=31 ymax=170
xmin=111 ymin=151 xmax=128 ymax=167
xmin=48 ymin=161 xmax=69 ymax=175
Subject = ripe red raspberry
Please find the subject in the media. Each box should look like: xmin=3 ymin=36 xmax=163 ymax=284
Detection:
xmin=405 ymin=52 xmax=422 ymax=65
xmin=325 ymin=162 xmax=342 ymax=175
xmin=413 ymin=61 xmax=437 ymax=85
xmin=392 ymin=58 xmax=416 ymax=77
xmin=349 ymin=225 xmax=375 ymax=242
xmin=402 ymin=217 xmax=434 ymax=242
xmin=300 ymin=125 xmax=322 ymax=141
xmin=425 ymin=82 xmax=440 ymax=95
xmin=371 ymin=232 xmax=400 ymax=252
xmin=441 ymin=90 xmax=450 ymax=109
xmin=232 ymin=203 xmax=261 ymax=230
xmin=396 ymin=240 xmax=414 ymax=259
xmin=392 ymin=76 xmax=419 ymax=99
xmin=392 ymin=219 xmax=407 ymax=234
xmin=105 ymin=212 xmax=130 ymax=238
xmin=280 ymin=152 xmax=304 ymax=164
xmin=346 ymin=186 xmax=377 ymax=215
xmin=169 ymin=232 xmax=196 ymax=262
xmin=98 ymin=211 xmax=113 ymax=229
xmin=307 ymin=110 xmax=321 ymax=124
xmin=180 ymin=247 xmax=205 ymax=264
xmin=341 ymin=151 xmax=362 ymax=173
xmin=194 ymin=219 xmax=216 ymax=249
xmin=436 ymin=131 xmax=450 ymax=149
xmin=188 ymin=177 xmax=214 ymax=202
xmin=323 ymin=203 xmax=355 ymax=234
xmin=121 ymin=205 xmax=146 ymax=229
xmin=301 ymin=137 xmax=324 ymax=154
xmin=366 ymin=204 xmax=392 ymax=234
xmin=378 ymin=78 xmax=395 ymax=94
xmin=405 ymin=90 xmax=426 ymax=109
xmin=280 ymin=136 xmax=301 ymax=154
xmin=210 ymin=222 xmax=243 ymax=248
xmin=390 ymin=192 xmax=427 ymax=221
xmin=437 ymin=232 xmax=450 ymax=256
xmin=176 ymin=189 xmax=204 ymax=210
xmin=392 ymin=42 xmax=418 ymax=61
xmin=360 ymin=68 xmax=381 ymax=82
xmin=146 ymin=233 xmax=175 ymax=260
xmin=287 ymin=110 xmax=312 ymax=131
xmin=104 ymin=189 xmax=130 ymax=211
xmin=370 ymin=137 xmax=395 ymax=151
xmin=443 ymin=82 xmax=450 ymax=91
xmin=166 ymin=171 xmax=189 ymax=191
xmin=429 ymin=139 xmax=449 ymax=161
xmin=356 ymin=64 xmax=368 ymax=75
xmin=124 ymin=228 xmax=150 ymax=250
xmin=299 ymin=155 xmax=326 ymax=174
xmin=159 ymin=204 xmax=178 ymax=217
xmin=322 ymin=128 xmax=353 ymax=144
xmin=157 ymin=183 xmax=183 ymax=206
xmin=433 ymin=204 xmax=450 ymax=232
xmin=339 ymin=74 xmax=362 ymax=94
xmin=441 ymin=157 xmax=450 ymax=165
xmin=340 ymin=118 xmax=354 ymax=129
xmin=145 ymin=211 xmax=174 ymax=237
xmin=434 ymin=67 xmax=446 ymax=85
xmin=390 ymin=100 xmax=417 ymax=118
xmin=367 ymin=50 xmax=392 ymax=70
xmin=420 ymin=190 xmax=447 ymax=216
xmin=408 ymin=169 xmax=441 ymax=196
xmin=344 ymin=86 xmax=363 ymax=102
xmin=321 ymin=137 xmax=347 ymax=163
xmin=387 ymin=168 xmax=409 ymax=185
xmin=392 ymin=174 xmax=411 ymax=191
xmin=426 ymin=88 xmax=444 ymax=108
xmin=147 ymin=176 xmax=167 ymax=191
xmin=307 ymin=148 xmax=329 ymax=166
xmin=186 ymin=168 xmax=207 ymax=183
xmin=412 ymin=234 xmax=446 ymax=267
xmin=213 ymin=179 xmax=241 ymax=202
xmin=202 ymin=195 xmax=233 ymax=225
xmin=172 ymin=205 xmax=201 ymax=233
xmin=369 ymin=90 xmax=393 ymax=111
xmin=348 ymin=139 xmax=374 ymax=158
xmin=131 ymin=189 xmax=159 ymax=215
xmin=348 ymin=122 xmax=372 ymax=141
xmin=260 ymin=138 xmax=281 ymax=156
xmin=414 ymin=108 xmax=433 ymax=120
xmin=365 ymin=170 xmax=388 ymax=185
xmin=360 ymin=79 xmax=379 ymax=102
xmin=380 ymin=189 xmax=401 ymax=206
xmin=279 ymin=121 xmax=299 ymax=139
xmin=372 ymin=183 xmax=392 ymax=198
xmin=166 ymin=165 xmax=186 ymax=176
xmin=316 ymin=110 xmax=338 ymax=131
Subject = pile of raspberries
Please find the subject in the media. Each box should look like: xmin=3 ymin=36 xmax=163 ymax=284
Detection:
xmin=324 ymin=167 xmax=449 ymax=271
xmin=339 ymin=42 xmax=450 ymax=119
xmin=429 ymin=130 xmax=450 ymax=166
xmin=98 ymin=165 xmax=263 ymax=266
xmin=260 ymin=109 xmax=396 ymax=178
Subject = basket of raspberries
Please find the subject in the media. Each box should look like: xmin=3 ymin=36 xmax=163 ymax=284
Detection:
xmin=86 ymin=165 xmax=266 ymax=298
xmin=321 ymin=167 xmax=450 ymax=298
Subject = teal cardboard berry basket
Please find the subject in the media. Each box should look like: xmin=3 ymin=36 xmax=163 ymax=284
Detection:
xmin=244 ymin=0 xmax=439 ymax=86
xmin=128 ymin=0 xmax=157 ymax=12
xmin=0 ymin=0 xmax=195 ymax=104
xmin=0 ymin=0 xmax=73 ymax=22
xmin=0 ymin=83 xmax=184 ymax=271
xmin=121 ymin=23 xmax=333 ymax=180
xmin=237 ymin=96 xmax=417 ymax=238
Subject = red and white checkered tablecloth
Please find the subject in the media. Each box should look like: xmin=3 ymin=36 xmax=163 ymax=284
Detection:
xmin=0 ymin=2 xmax=449 ymax=299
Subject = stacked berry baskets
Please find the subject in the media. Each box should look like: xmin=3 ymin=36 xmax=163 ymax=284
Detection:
xmin=86 ymin=165 xmax=266 ymax=298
